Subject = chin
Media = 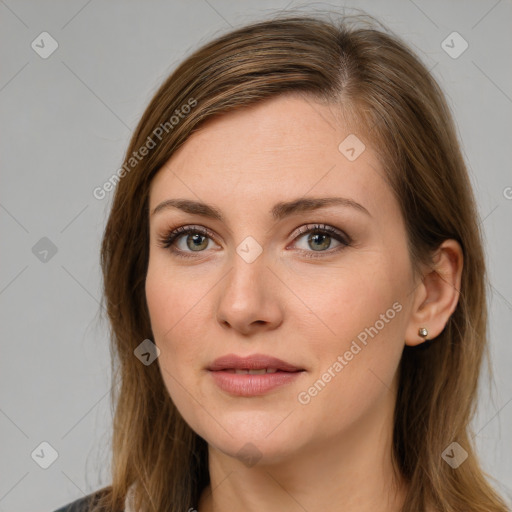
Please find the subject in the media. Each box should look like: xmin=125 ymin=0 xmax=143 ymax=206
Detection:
xmin=193 ymin=410 xmax=306 ymax=466
xmin=213 ymin=435 xmax=301 ymax=467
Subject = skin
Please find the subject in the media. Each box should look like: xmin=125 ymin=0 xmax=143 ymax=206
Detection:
xmin=145 ymin=93 xmax=462 ymax=512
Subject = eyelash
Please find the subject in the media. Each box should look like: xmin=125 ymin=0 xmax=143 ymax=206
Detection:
xmin=157 ymin=223 xmax=351 ymax=260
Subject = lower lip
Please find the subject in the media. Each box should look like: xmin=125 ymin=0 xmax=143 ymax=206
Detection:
xmin=209 ymin=370 xmax=304 ymax=396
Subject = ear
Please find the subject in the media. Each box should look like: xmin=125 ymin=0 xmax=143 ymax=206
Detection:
xmin=405 ymin=239 xmax=463 ymax=347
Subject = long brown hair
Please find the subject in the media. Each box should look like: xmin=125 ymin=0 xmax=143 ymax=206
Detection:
xmin=93 ymin=10 xmax=509 ymax=512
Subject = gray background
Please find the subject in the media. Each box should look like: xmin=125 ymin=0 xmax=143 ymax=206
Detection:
xmin=1 ymin=1 xmax=511 ymax=511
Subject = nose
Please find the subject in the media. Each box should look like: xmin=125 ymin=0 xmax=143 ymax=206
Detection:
xmin=215 ymin=251 xmax=284 ymax=337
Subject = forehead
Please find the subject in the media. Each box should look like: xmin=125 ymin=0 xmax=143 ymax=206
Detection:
xmin=149 ymin=94 xmax=390 ymax=218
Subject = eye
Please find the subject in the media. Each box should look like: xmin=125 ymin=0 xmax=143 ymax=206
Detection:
xmin=157 ymin=225 xmax=218 ymax=258
xmin=289 ymin=223 xmax=351 ymax=259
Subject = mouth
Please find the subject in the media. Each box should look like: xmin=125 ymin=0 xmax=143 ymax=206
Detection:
xmin=207 ymin=353 xmax=305 ymax=396
xmin=208 ymin=353 xmax=304 ymax=373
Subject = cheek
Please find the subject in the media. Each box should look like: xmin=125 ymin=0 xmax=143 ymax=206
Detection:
xmin=145 ymin=265 xmax=211 ymax=434
xmin=284 ymin=254 xmax=402 ymax=344
xmin=146 ymin=247 xmax=204 ymax=326
xmin=291 ymin=255 xmax=406 ymax=412
xmin=145 ymin=260 xmax=214 ymax=394
xmin=145 ymin=263 xmax=206 ymax=354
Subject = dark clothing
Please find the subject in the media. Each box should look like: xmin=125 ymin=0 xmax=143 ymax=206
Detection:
xmin=52 ymin=489 xmax=117 ymax=512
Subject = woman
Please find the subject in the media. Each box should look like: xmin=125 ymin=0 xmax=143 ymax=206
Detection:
xmin=53 ymin=11 xmax=509 ymax=512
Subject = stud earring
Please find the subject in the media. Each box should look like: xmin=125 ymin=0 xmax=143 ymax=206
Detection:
xmin=418 ymin=327 xmax=428 ymax=338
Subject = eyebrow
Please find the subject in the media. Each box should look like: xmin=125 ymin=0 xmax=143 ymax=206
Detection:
xmin=151 ymin=196 xmax=371 ymax=221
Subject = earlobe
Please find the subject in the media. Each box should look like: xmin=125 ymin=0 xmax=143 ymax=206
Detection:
xmin=404 ymin=239 xmax=463 ymax=347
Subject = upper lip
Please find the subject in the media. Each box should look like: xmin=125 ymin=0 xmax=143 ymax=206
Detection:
xmin=208 ymin=353 xmax=303 ymax=372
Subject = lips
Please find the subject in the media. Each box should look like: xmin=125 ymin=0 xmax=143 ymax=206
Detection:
xmin=207 ymin=353 xmax=305 ymax=396
xmin=208 ymin=353 xmax=303 ymax=373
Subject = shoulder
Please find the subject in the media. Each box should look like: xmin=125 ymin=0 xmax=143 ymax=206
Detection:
xmin=52 ymin=488 xmax=117 ymax=512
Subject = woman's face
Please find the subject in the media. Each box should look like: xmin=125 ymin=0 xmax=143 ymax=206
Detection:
xmin=146 ymin=94 xmax=418 ymax=465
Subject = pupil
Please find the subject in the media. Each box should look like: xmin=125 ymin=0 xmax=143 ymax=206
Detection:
xmin=310 ymin=233 xmax=330 ymax=251
xmin=188 ymin=234 xmax=207 ymax=251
